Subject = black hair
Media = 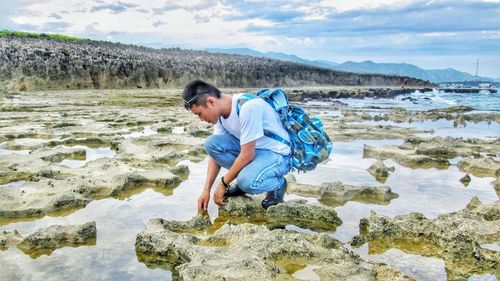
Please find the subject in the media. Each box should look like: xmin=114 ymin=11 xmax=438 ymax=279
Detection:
xmin=182 ymin=80 xmax=221 ymax=110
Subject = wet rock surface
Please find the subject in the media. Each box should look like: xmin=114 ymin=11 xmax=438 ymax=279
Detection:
xmin=0 ymin=90 xmax=207 ymax=222
xmin=351 ymin=197 xmax=500 ymax=280
xmin=458 ymin=157 xmax=500 ymax=178
xmin=286 ymin=175 xmax=398 ymax=207
xmin=1 ymin=221 xmax=96 ymax=258
xmin=136 ymin=215 xmax=412 ymax=281
xmin=0 ymin=229 xmax=23 ymax=250
xmin=18 ymin=221 xmax=96 ymax=258
xmin=0 ymin=157 xmax=183 ymax=220
xmin=365 ymin=106 xmax=500 ymax=124
xmin=0 ymin=89 xmax=498 ymax=280
xmin=367 ymin=160 xmax=395 ymax=183
xmin=217 ymin=196 xmax=342 ymax=232
xmin=363 ymin=136 xmax=499 ymax=170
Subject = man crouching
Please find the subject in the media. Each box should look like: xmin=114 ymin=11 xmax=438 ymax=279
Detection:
xmin=182 ymin=80 xmax=290 ymax=211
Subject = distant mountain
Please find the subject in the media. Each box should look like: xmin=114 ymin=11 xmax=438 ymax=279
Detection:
xmin=335 ymin=60 xmax=496 ymax=83
xmin=205 ymin=48 xmax=339 ymax=70
xmin=205 ymin=48 xmax=498 ymax=83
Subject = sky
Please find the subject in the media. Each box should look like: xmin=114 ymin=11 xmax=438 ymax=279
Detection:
xmin=1 ymin=0 xmax=499 ymax=77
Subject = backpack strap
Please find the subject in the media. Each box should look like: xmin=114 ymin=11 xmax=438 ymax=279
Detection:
xmin=236 ymin=93 xmax=291 ymax=147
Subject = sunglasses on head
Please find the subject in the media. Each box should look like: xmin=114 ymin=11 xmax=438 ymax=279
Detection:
xmin=183 ymin=95 xmax=199 ymax=109
xmin=183 ymin=93 xmax=209 ymax=110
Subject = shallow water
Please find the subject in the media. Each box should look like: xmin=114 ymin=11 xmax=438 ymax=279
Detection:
xmin=0 ymin=148 xmax=31 ymax=155
xmin=351 ymin=120 xmax=500 ymax=139
xmin=0 ymin=158 xmax=207 ymax=280
xmin=60 ymin=146 xmax=116 ymax=168
xmin=0 ymin=89 xmax=498 ymax=281
xmin=122 ymin=126 xmax=157 ymax=139
xmin=338 ymin=89 xmax=500 ymax=111
xmin=1 ymin=140 xmax=497 ymax=280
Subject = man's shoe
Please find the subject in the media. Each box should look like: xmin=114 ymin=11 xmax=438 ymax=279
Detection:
xmin=261 ymin=179 xmax=287 ymax=209
xmin=225 ymin=185 xmax=245 ymax=197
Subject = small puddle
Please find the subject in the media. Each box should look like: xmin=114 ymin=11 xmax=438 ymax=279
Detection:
xmin=292 ymin=265 xmax=321 ymax=281
xmin=60 ymin=146 xmax=116 ymax=168
xmin=172 ymin=126 xmax=184 ymax=134
xmin=0 ymin=148 xmax=31 ymax=155
xmin=353 ymin=244 xmax=447 ymax=281
xmin=0 ymin=181 xmax=26 ymax=188
xmin=480 ymin=243 xmax=500 ymax=252
xmin=123 ymin=126 xmax=158 ymax=138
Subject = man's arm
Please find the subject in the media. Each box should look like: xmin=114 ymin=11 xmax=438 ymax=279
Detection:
xmin=198 ymin=156 xmax=221 ymax=211
xmin=213 ymin=140 xmax=256 ymax=205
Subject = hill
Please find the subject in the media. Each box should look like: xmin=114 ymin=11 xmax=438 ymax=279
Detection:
xmin=206 ymin=48 xmax=339 ymax=70
xmin=0 ymin=32 xmax=431 ymax=92
xmin=335 ymin=61 xmax=495 ymax=83
xmin=206 ymin=48 xmax=497 ymax=83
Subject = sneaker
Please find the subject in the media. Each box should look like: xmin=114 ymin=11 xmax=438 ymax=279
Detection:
xmin=261 ymin=179 xmax=287 ymax=209
xmin=224 ymin=185 xmax=245 ymax=197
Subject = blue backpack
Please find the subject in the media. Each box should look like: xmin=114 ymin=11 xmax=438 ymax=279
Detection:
xmin=236 ymin=88 xmax=333 ymax=172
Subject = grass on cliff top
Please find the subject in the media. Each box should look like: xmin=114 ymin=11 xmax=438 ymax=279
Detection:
xmin=0 ymin=30 xmax=92 ymax=42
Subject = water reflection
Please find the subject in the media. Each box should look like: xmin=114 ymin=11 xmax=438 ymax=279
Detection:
xmin=123 ymin=126 xmax=158 ymax=138
xmin=0 ymin=159 xmax=206 ymax=281
xmin=354 ymin=245 xmax=447 ymax=281
xmin=0 ymin=148 xmax=31 ymax=155
xmin=60 ymin=146 xmax=116 ymax=168
xmin=0 ymin=140 xmax=497 ymax=280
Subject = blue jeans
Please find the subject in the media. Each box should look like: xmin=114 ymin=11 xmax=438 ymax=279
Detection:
xmin=204 ymin=134 xmax=290 ymax=194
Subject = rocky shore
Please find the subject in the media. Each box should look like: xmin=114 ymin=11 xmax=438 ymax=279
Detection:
xmin=136 ymin=214 xmax=414 ymax=281
xmin=1 ymin=221 xmax=96 ymax=258
xmin=351 ymin=198 xmax=499 ymax=280
xmin=0 ymin=36 xmax=433 ymax=92
xmin=0 ymin=88 xmax=498 ymax=280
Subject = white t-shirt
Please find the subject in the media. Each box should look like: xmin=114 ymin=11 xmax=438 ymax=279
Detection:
xmin=214 ymin=94 xmax=291 ymax=155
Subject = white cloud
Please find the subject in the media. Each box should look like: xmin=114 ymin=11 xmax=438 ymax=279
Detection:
xmin=2 ymin=0 xmax=499 ymax=77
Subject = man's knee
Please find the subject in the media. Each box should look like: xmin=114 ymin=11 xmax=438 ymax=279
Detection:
xmin=236 ymin=172 xmax=257 ymax=194
xmin=236 ymin=169 xmax=268 ymax=194
xmin=204 ymin=134 xmax=223 ymax=156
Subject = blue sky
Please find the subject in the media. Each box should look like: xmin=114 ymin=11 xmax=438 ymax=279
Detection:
xmin=1 ymin=0 xmax=499 ymax=77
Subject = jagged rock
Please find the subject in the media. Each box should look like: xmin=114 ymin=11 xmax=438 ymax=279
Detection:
xmin=458 ymin=157 xmax=500 ymax=178
xmin=0 ymin=36 xmax=431 ymax=92
xmin=0 ymin=229 xmax=23 ymax=250
xmin=267 ymin=200 xmax=343 ymax=231
xmin=0 ymin=190 xmax=91 ymax=219
xmin=0 ymin=168 xmax=37 ymax=185
xmin=286 ymin=175 xmax=398 ymax=207
xmin=37 ymin=168 xmax=60 ymax=179
xmin=494 ymin=178 xmax=500 ymax=197
xmin=367 ymin=160 xmax=395 ymax=183
xmin=379 ymin=106 xmax=499 ymax=124
xmin=363 ymin=144 xmax=450 ymax=170
xmin=136 ymin=217 xmax=410 ymax=281
xmin=372 ymin=264 xmax=415 ymax=281
xmin=351 ymin=198 xmax=500 ymax=280
xmin=220 ymin=195 xmax=264 ymax=217
xmin=364 ymin=137 xmax=499 ymax=170
xmin=33 ymin=146 xmax=86 ymax=163
xmin=185 ymin=124 xmax=212 ymax=137
xmin=460 ymin=174 xmax=471 ymax=186
xmin=17 ymin=221 xmax=96 ymax=258
xmin=170 ymin=164 xmax=189 ymax=179
xmin=153 ymin=214 xmax=212 ymax=233
xmin=111 ymin=169 xmax=181 ymax=197
xmin=217 ymin=196 xmax=342 ymax=232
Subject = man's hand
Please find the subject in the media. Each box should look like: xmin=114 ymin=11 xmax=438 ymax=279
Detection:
xmin=197 ymin=189 xmax=210 ymax=212
xmin=213 ymin=182 xmax=226 ymax=206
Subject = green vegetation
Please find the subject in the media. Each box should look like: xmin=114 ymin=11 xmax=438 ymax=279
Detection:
xmin=0 ymin=30 xmax=91 ymax=42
